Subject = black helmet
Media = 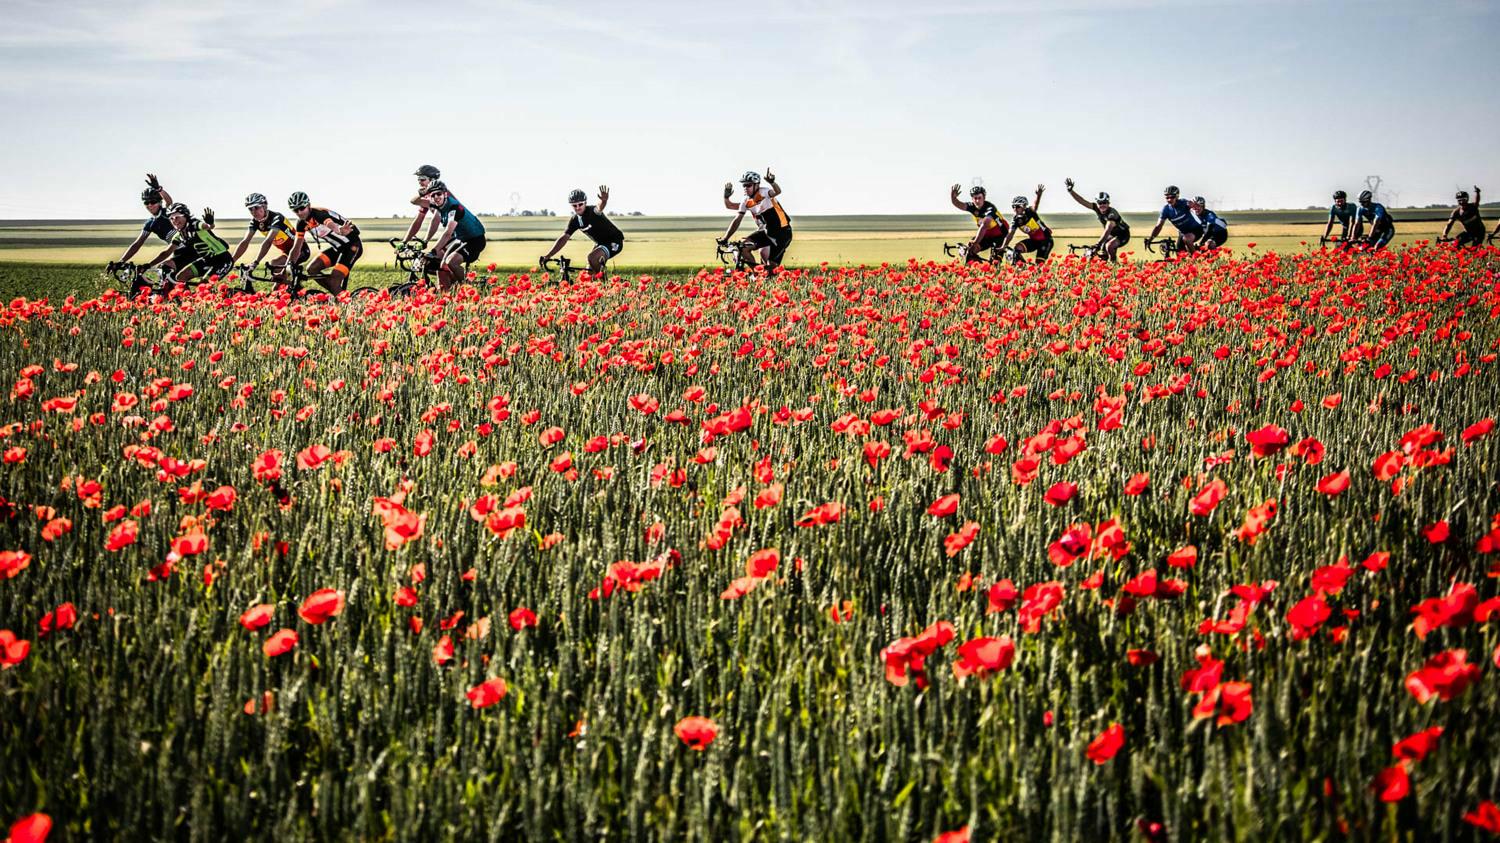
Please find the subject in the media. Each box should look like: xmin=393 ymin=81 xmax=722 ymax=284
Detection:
xmin=414 ymin=164 xmax=441 ymax=179
xmin=422 ymin=180 xmax=448 ymax=196
xmin=166 ymin=202 xmax=191 ymax=218
xmin=141 ymin=188 xmax=163 ymax=205
xmin=568 ymin=189 xmax=588 ymax=204
xmin=244 ymin=192 xmax=268 ymax=208
xmin=288 ymin=191 xmax=310 ymax=210
xmin=1096 ymin=191 xmax=1111 ymax=203
xmin=1193 ymin=196 xmax=1207 ymax=207
xmin=1332 ymin=190 xmax=1347 ymax=201
xmin=1456 ymin=190 xmax=1470 ymax=202
xmin=969 ymin=186 xmax=985 ymax=197
xmin=1164 ymin=185 xmax=1180 ymax=197
xmin=1358 ymin=190 xmax=1373 ymax=204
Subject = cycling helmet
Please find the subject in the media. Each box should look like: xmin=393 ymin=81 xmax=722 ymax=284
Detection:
xmin=1193 ymin=196 xmax=1207 ymax=206
xmin=288 ymin=191 xmax=311 ymax=210
xmin=1456 ymin=190 xmax=1470 ymax=202
xmin=141 ymin=188 xmax=163 ymax=205
xmin=1096 ymin=191 xmax=1111 ymax=203
xmin=969 ymin=186 xmax=986 ymax=197
xmin=414 ymin=164 xmax=441 ymax=179
xmin=740 ymin=171 xmax=762 ymax=186
xmin=422 ymin=180 xmax=448 ymax=196
xmin=1164 ymin=185 xmax=1180 ymax=197
xmin=568 ymin=189 xmax=588 ymax=204
xmin=244 ymin=192 xmax=268 ymax=208
xmin=1332 ymin=190 xmax=1347 ymax=201
xmin=1011 ymin=195 xmax=1029 ymax=209
xmin=166 ymin=202 xmax=191 ymax=218
xmin=1358 ymin=190 xmax=1373 ymax=204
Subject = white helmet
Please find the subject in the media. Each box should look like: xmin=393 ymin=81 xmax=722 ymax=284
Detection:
xmin=244 ymin=193 xmax=268 ymax=208
xmin=1011 ymin=195 xmax=1029 ymax=209
xmin=740 ymin=171 xmax=762 ymax=186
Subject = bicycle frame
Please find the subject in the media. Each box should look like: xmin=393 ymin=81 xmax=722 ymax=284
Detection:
xmin=715 ymin=240 xmax=752 ymax=272
xmin=1142 ymin=237 xmax=1180 ymax=260
xmin=539 ymin=255 xmax=574 ymax=282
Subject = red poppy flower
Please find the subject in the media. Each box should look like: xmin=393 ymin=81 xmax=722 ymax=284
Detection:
xmin=932 ymin=829 xmax=970 ymax=843
xmin=38 ymin=602 xmax=77 ymax=636
xmin=926 ymin=493 xmax=960 ymax=518
xmin=1391 ymin=726 xmax=1442 ymax=762
xmin=1316 ymin=470 xmax=1350 ymax=496
xmin=1044 ymin=481 xmax=1077 ymax=506
xmin=0 ymin=550 xmax=30 ymax=580
xmin=262 ymin=628 xmax=297 ymax=657
xmin=1086 ymin=722 xmax=1125 ymax=764
xmin=1421 ymin=521 xmax=1449 ymax=544
xmin=1465 ymin=801 xmax=1500 ymax=833
xmin=1166 ymin=546 xmax=1198 ymax=569
xmin=297 ymin=589 xmax=345 ymax=624
xmin=104 ymin=520 xmax=139 ymax=552
xmin=1192 ymin=681 xmax=1253 ymax=725
xmin=951 ymin=635 xmax=1015 ymax=678
xmin=674 ymin=716 xmax=719 ymax=750
xmin=7 ymin=814 xmax=51 ymax=843
xmin=987 ymin=578 xmax=1018 ymax=613
xmin=240 ymin=603 xmax=274 ymax=631
xmin=1190 ymin=479 xmax=1227 ymax=517
xmin=1405 ymin=649 xmax=1481 ymax=703
xmin=1246 ymin=424 xmax=1290 ymax=457
xmin=466 ymin=677 xmax=509 ymax=709
xmin=296 ymin=444 xmax=332 ymax=470
xmin=1286 ymin=593 xmax=1331 ymax=641
xmin=1371 ymin=764 xmax=1410 ymax=802
xmin=1123 ymin=473 xmax=1150 ymax=495
xmin=508 ymin=607 xmax=537 ymax=630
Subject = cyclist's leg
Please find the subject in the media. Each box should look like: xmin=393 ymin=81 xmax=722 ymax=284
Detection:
xmin=1180 ymin=230 xmax=1200 ymax=253
xmin=1035 ymin=237 xmax=1055 ymax=261
xmin=306 ymin=249 xmax=342 ymax=292
xmin=769 ymin=231 xmax=792 ymax=269
xmin=588 ymin=244 xmax=609 ymax=273
xmin=1105 ymin=235 xmax=1124 ymax=262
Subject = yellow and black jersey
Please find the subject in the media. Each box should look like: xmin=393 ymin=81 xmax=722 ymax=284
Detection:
xmin=737 ymin=189 xmax=791 ymax=234
xmin=964 ymin=201 xmax=1009 ymax=239
xmin=247 ymin=210 xmax=297 ymax=251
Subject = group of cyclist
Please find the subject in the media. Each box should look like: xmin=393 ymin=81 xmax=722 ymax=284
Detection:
xmin=110 ymin=168 xmax=1493 ymax=294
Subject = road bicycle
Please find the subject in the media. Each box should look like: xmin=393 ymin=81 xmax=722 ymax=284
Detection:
xmin=1142 ymin=237 xmax=1181 ymax=261
xmin=351 ymin=238 xmax=432 ymax=298
xmin=1067 ymin=242 xmax=1107 ymax=260
xmin=714 ymin=239 xmax=753 ymax=272
xmin=104 ymin=261 xmax=231 ymax=296
xmin=240 ymin=261 xmax=307 ymax=295
xmin=942 ymin=241 xmax=1018 ymax=264
xmin=538 ymin=255 xmax=575 ymax=282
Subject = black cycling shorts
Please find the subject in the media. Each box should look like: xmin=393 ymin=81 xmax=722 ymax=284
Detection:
xmin=1105 ymin=230 xmax=1131 ymax=247
xmin=185 ymin=254 xmax=233 ymax=280
xmin=590 ymin=240 xmax=624 ymax=260
xmin=746 ymin=228 xmax=792 ymax=266
xmin=445 ymin=236 xmax=486 ymax=263
xmin=1016 ymin=236 xmax=1054 ymax=260
xmin=169 ymin=245 xmax=196 ymax=269
xmin=1203 ymin=228 xmax=1229 ymax=248
xmin=1456 ymin=228 xmax=1485 ymax=248
xmin=317 ymin=240 xmax=363 ymax=274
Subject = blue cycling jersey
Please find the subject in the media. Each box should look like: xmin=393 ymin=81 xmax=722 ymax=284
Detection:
xmin=1200 ymin=210 xmax=1228 ymax=232
xmin=1356 ymin=203 xmax=1391 ymax=226
xmin=1159 ymin=199 xmax=1201 ymax=231
xmin=1328 ymin=203 xmax=1356 ymax=226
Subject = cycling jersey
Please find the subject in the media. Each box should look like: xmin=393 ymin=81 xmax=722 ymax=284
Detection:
xmin=964 ymin=201 xmax=1007 ymax=239
xmin=1356 ymin=203 xmax=1393 ymax=228
xmin=142 ymin=211 xmax=175 ymax=242
xmin=737 ymin=188 xmax=791 ymax=234
xmin=1452 ymin=203 xmax=1485 ymax=237
xmin=1199 ymin=210 xmax=1228 ymax=233
xmin=295 ymin=208 xmax=360 ymax=248
xmin=1011 ymin=208 xmax=1051 ymax=242
xmin=1095 ymin=206 xmax=1130 ymax=238
xmin=433 ymin=195 xmax=487 ymax=241
xmin=171 ymin=220 xmax=230 ymax=261
xmin=1328 ymin=203 xmax=1356 ymax=229
xmin=247 ymin=210 xmax=297 ymax=252
xmin=565 ymin=206 xmax=623 ymax=246
xmin=1159 ymin=199 xmax=1202 ymax=233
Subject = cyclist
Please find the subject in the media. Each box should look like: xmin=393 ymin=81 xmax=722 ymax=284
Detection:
xmin=142 ymin=203 xmax=232 ymax=291
xmin=1351 ymin=190 xmax=1396 ymax=251
xmin=1192 ymin=197 xmax=1229 ymax=250
xmin=1146 ymin=185 xmax=1202 ymax=254
xmin=720 ymin=169 xmax=792 ymax=269
xmin=410 ymin=164 xmax=441 ymax=207
xmin=420 ymin=181 xmax=487 ymax=290
xmin=541 ymin=186 xmax=623 ymax=274
xmin=112 ymin=174 xmax=190 ymax=273
xmin=999 ymin=185 xmax=1053 ymax=263
xmin=1063 ymin=178 xmax=1129 ymax=261
xmin=286 ymin=192 xmax=362 ymax=293
xmin=1441 ymin=186 xmax=1485 ymax=247
xmin=948 ymin=184 xmax=1010 ymax=263
xmin=228 ymin=193 xmax=301 ymax=291
xmin=1323 ymin=190 xmax=1356 ymax=246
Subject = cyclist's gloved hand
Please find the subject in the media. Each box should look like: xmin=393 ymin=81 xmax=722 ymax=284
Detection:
xmin=145 ymin=173 xmax=162 ymax=191
xmin=1064 ymin=178 xmax=1074 ymax=189
xmin=723 ymin=183 xmax=733 ymax=200
xmin=202 ymin=207 xmax=215 ymax=226
xmin=716 ymin=238 xmax=728 ymax=247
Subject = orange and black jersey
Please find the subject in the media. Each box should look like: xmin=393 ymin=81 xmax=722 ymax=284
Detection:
xmin=247 ymin=210 xmax=297 ymax=250
xmin=964 ymin=201 xmax=1009 ymax=240
xmin=295 ymin=208 xmax=360 ymax=248
xmin=1012 ymin=208 xmax=1051 ymax=241
xmin=737 ymin=189 xmax=791 ymax=234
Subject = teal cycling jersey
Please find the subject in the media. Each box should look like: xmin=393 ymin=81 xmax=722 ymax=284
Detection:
xmin=1328 ymin=203 xmax=1356 ymax=227
xmin=434 ymin=194 xmax=486 ymax=240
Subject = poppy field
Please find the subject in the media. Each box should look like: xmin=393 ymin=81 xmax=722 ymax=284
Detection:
xmin=2 ymin=246 xmax=1500 ymax=841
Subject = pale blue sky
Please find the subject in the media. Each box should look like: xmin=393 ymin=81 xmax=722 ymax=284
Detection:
xmin=1 ymin=0 xmax=1495 ymax=218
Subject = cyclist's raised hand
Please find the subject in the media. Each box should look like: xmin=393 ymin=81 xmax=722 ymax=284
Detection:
xmin=1064 ymin=178 xmax=1074 ymax=189
xmin=951 ymin=183 xmax=961 ymax=196
xmin=1036 ymin=183 xmax=1046 ymax=195
xmin=202 ymin=207 xmax=215 ymax=226
xmin=145 ymin=173 xmax=162 ymax=191
xmin=723 ymin=182 xmax=734 ymax=200
xmin=598 ymin=185 xmax=609 ymax=201
xmin=765 ymin=167 xmax=776 ymax=184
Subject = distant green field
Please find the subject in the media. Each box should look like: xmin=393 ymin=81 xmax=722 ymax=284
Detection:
xmin=0 ymin=210 xmax=1459 ymax=299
